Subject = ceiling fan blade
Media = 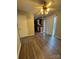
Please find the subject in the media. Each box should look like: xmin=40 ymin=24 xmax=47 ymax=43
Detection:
xmin=34 ymin=6 xmax=43 ymax=9
xmin=46 ymin=2 xmax=52 ymax=7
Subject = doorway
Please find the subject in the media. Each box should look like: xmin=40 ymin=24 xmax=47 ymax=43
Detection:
xmin=34 ymin=17 xmax=43 ymax=33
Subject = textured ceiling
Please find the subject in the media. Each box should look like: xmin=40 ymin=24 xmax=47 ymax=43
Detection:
xmin=17 ymin=0 xmax=61 ymax=16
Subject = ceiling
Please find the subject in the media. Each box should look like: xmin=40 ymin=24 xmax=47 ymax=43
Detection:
xmin=17 ymin=0 xmax=61 ymax=17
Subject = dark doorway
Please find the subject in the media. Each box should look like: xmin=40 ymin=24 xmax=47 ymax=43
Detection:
xmin=34 ymin=17 xmax=43 ymax=33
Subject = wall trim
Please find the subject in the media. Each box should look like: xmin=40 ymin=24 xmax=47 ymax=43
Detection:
xmin=20 ymin=35 xmax=35 ymax=39
xmin=17 ymin=43 xmax=21 ymax=59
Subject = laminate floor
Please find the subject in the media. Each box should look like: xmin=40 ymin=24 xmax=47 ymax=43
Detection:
xmin=19 ymin=33 xmax=61 ymax=59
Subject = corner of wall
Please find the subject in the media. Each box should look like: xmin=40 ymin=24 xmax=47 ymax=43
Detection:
xmin=17 ymin=43 xmax=21 ymax=59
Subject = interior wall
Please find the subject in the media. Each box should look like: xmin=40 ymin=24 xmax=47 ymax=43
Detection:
xmin=27 ymin=13 xmax=34 ymax=36
xmin=17 ymin=12 xmax=34 ymax=38
xmin=55 ymin=12 xmax=61 ymax=39
xmin=17 ymin=14 xmax=29 ymax=37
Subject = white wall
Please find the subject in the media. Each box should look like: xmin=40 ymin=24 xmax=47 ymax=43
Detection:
xmin=26 ymin=13 xmax=34 ymax=36
xmin=17 ymin=12 xmax=34 ymax=38
xmin=17 ymin=14 xmax=29 ymax=37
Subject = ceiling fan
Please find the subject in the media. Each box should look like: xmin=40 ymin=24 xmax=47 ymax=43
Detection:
xmin=34 ymin=1 xmax=56 ymax=15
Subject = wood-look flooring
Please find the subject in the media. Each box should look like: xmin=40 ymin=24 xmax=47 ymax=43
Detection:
xmin=19 ymin=33 xmax=61 ymax=59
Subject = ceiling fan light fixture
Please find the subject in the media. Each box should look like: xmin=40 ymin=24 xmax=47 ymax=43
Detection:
xmin=41 ymin=9 xmax=43 ymax=12
xmin=47 ymin=8 xmax=50 ymax=12
xmin=45 ymin=11 xmax=48 ymax=14
xmin=41 ymin=11 xmax=43 ymax=14
xmin=41 ymin=8 xmax=49 ymax=15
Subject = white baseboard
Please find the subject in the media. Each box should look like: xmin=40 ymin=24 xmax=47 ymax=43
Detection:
xmin=17 ymin=43 xmax=21 ymax=59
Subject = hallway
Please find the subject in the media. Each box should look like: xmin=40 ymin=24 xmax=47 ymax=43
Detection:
xmin=19 ymin=33 xmax=61 ymax=59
